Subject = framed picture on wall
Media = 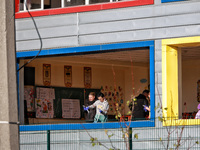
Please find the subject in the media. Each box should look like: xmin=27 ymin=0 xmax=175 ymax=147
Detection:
xmin=64 ymin=65 xmax=72 ymax=87
xmin=84 ymin=67 xmax=92 ymax=88
xmin=43 ymin=64 xmax=51 ymax=86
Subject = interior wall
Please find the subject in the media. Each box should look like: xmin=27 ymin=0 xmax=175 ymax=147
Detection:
xmin=182 ymin=59 xmax=200 ymax=113
xmin=124 ymin=66 xmax=149 ymax=114
xmin=24 ymin=56 xmax=149 ymax=115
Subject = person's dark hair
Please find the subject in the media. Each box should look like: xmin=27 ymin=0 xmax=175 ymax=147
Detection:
xmin=89 ymin=92 xmax=95 ymax=97
xmin=142 ymin=90 xmax=150 ymax=94
xmin=97 ymin=92 xmax=104 ymax=98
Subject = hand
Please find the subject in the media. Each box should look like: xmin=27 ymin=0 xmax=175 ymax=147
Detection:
xmin=84 ymin=106 xmax=89 ymax=111
xmin=99 ymin=109 xmax=103 ymax=113
xmin=143 ymin=105 xmax=149 ymax=112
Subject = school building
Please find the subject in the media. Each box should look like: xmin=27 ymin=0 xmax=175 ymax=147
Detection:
xmin=15 ymin=0 xmax=200 ymax=149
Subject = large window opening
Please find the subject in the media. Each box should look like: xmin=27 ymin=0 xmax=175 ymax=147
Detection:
xmin=21 ymin=48 xmax=152 ymax=125
xmin=181 ymin=46 xmax=200 ymax=119
xmin=162 ymin=36 xmax=200 ymax=126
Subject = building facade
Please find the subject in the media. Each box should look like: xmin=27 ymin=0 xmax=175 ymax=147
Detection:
xmin=16 ymin=0 xmax=200 ymax=149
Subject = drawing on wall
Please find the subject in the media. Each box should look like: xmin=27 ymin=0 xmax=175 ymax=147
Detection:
xmin=35 ymin=87 xmax=55 ymax=118
xmin=24 ymin=86 xmax=35 ymax=112
xmin=35 ymin=98 xmax=54 ymax=118
xmin=101 ymin=85 xmax=124 ymax=115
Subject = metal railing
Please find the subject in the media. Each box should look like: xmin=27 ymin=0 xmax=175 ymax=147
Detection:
xmin=19 ymin=117 xmax=200 ymax=150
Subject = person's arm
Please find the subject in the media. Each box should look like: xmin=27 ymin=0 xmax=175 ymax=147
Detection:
xmin=99 ymin=101 xmax=109 ymax=115
xmin=88 ymin=101 xmax=97 ymax=109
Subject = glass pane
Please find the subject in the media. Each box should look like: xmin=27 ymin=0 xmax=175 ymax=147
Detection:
xmin=20 ymin=0 xmax=25 ymax=11
xmin=90 ymin=0 xmax=110 ymax=4
xmin=29 ymin=0 xmax=42 ymax=9
xmin=64 ymin=0 xmax=85 ymax=7
xmin=20 ymin=0 xmax=41 ymax=11
xmin=47 ymin=0 xmax=61 ymax=9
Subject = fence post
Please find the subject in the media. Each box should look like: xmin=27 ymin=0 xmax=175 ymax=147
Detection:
xmin=47 ymin=130 xmax=50 ymax=150
xmin=129 ymin=127 xmax=132 ymax=150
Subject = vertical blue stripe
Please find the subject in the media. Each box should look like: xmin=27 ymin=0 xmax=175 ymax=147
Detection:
xmin=149 ymin=45 xmax=155 ymax=120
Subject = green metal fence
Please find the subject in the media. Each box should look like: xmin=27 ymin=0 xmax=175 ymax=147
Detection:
xmin=19 ymin=118 xmax=200 ymax=150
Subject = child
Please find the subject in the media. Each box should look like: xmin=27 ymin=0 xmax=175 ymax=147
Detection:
xmin=195 ymin=104 xmax=200 ymax=119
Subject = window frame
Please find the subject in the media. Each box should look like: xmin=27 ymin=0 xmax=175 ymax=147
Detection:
xmin=162 ymin=36 xmax=200 ymax=126
xmin=15 ymin=0 xmax=154 ymax=19
xmin=17 ymin=40 xmax=155 ymax=130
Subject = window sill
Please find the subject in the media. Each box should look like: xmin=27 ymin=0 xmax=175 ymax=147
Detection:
xmin=19 ymin=120 xmax=155 ymax=131
xmin=163 ymin=119 xmax=200 ymax=126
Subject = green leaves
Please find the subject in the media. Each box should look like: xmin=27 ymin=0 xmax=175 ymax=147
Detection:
xmin=127 ymin=111 xmax=132 ymax=115
xmin=108 ymin=134 xmax=114 ymax=138
xmin=158 ymin=116 xmax=163 ymax=122
xmin=126 ymin=100 xmax=130 ymax=106
xmin=134 ymin=133 xmax=138 ymax=139
xmin=90 ymin=137 xmax=94 ymax=142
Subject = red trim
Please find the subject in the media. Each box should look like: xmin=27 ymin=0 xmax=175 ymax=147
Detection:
xmin=15 ymin=0 xmax=20 ymax=13
xmin=15 ymin=0 xmax=154 ymax=19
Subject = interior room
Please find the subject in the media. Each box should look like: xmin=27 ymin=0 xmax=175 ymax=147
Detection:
xmin=21 ymin=48 xmax=150 ymax=124
xmin=181 ymin=46 xmax=200 ymax=119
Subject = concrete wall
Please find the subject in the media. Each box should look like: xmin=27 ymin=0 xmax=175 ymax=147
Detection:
xmin=20 ymin=124 xmax=200 ymax=150
xmin=16 ymin=1 xmax=200 ymax=51
xmin=17 ymin=1 xmax=200 ymax=149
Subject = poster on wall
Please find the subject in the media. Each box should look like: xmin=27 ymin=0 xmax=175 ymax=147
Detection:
xmin=35 ymin=87 xmax=55 ymax=118
xmin=43 ymin=64 xmax=51 ymax=86
xmin=36 ymin=87 xmax=55 ymax=100
xmin=84 ymin=67 xmax=92 ymax=88
xmin=35 ymin=98 xmax=54 ymax=118
xmin=62 ymin=99 xmax=80 ymax=119
xmin=64 ymin=66 xmax=72 ymax=87
xmin=24 ymin=86 xmax=35 ymax=112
